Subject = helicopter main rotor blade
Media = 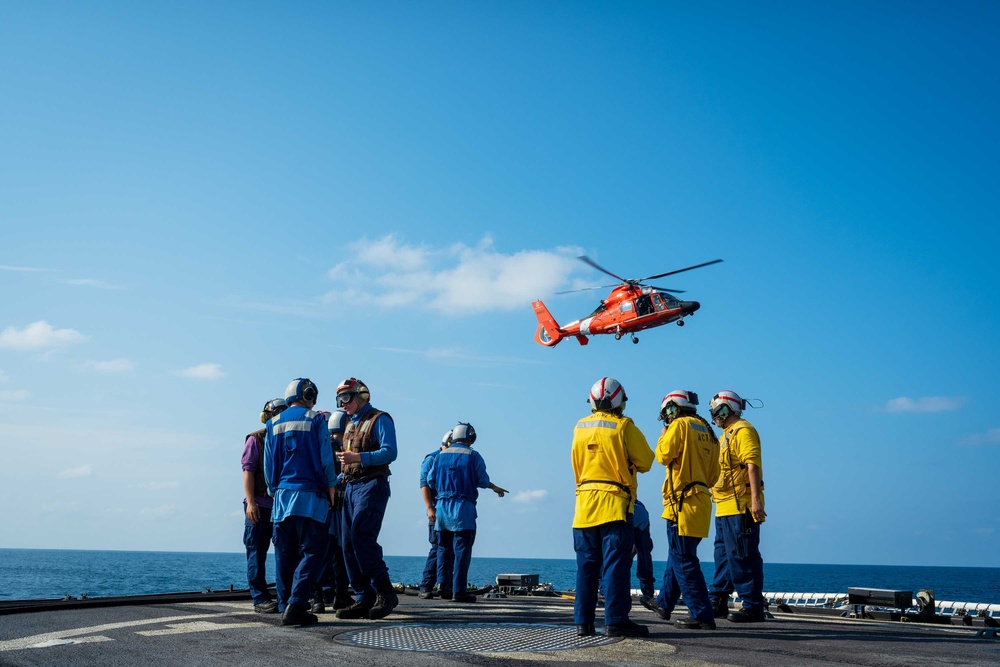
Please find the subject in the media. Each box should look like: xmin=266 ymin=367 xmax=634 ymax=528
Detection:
xmin=577 ymin=256 xmax=628 ymax=283
xmin=554 ymin=283 xmax=619 ymax=295
xmin=639 ymin=259 xmax=723 ymax=282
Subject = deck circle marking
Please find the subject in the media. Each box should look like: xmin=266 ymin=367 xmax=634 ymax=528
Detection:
xmin=334 ymin=622 xmax=622 ymax=652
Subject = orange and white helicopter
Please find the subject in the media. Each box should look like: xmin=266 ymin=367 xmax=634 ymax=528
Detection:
xmin=532 ymin=256 xmax=722 ymax=346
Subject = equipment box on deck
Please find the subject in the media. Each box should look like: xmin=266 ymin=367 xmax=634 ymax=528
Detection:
xmin=496 ymin=574 xmax=539 ymax=588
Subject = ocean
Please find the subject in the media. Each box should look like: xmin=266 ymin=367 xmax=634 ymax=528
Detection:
xmin=2 ymin=549 xmax=998 ymax=604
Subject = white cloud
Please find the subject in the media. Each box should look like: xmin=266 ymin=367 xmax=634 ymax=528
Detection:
xmin=61 ymin=278 xmax=123 ymax=290
xmin=512 ymin=489 xmax=548 ymax=504
xmin=176 ymin=363 xmax=227 ymax=380
xmin=883 ymin=396 xmax=965 ymax=414
xmin=143 ymin=481 xmax=179 ymax=490
xmin=0 ymin=320 xmax=86 ymax=350
xmin=958 ymin=428 xmax=1000 ymax=447
xmin=140 ymin=504 xmax=177 ymax=518
xmin=58 ymin=465 xmax=93 ymax=479
xmin=0 ymin=389 xmax=30 ymax=401
xmin=0 ymin=265 xmax=53 ymax=272
xmin=81 ymin=358 xmax=134 ymax=373
xmin=324 ymin=235 xmax=585 ymax=315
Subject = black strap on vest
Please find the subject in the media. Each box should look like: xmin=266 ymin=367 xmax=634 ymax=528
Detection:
xmin=578 ymin=478 xmax=632 ymax=498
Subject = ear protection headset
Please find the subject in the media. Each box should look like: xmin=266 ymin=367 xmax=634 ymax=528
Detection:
xmin=285 ymin=378 xmax=319 ymax=404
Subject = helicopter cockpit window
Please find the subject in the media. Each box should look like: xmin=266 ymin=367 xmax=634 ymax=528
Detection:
xmin=588 ymin=302 xmax=607 ymax=318
xmin=652 ymin=294 xmax=667 ymax=311
xmin=619 ymin=301 xmax=634 ymax=314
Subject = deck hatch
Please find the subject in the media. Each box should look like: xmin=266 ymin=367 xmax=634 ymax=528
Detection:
xmin=333 ymin=622 xmax=621 ymax=652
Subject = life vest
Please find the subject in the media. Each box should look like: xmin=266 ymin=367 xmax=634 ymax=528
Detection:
xmin=657 ymin=415 xmax=720 ymax=538
xmin=341 ymin=406 xmax=392 ymax=483
xmin=245 ymin=428 xmax=267 ymax=498
xmin=432 ymin=444 xmax=479 ymax=503
xmin=266 ymin=406 xmax=327 ymax=494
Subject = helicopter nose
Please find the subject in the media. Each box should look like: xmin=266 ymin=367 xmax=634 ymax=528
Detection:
xmin=680 ymin=301 xmax=700 ymax=314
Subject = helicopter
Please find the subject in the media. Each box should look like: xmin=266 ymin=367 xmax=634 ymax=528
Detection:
xmin=532 ymin=256 xmax=723 ymax=346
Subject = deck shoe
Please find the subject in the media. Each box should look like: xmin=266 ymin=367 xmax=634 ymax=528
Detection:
xmin=438 ymin=589 xmax=453 ymax=601
xmin=332 ymin=596 xmax=355 ymax=610
xmin=335 ymin=600 xmax=374 ymax=620
xmin=711 ymin=595 xmax=730 ymax=619
xmin=253 ymin=600 xmax=278 ymax=614
xmin=728 ymin=608 xmax=766 ymax=623
xmin=452 ymin=592 xmax=477 ymax=603
xmin=417 ymin=588 xmax=436 ymax=600
xmin=310 ymin=600 xmax=325 ymax=614
xmin=577 ymin=623 xmax=595 ymax=637
xmin=604 ymin=620 xmax=650 ymax=638
xmin=368 ymin=583 xmax=399 ymax=620
xmin=639 ymin=595 xmax=669 ymax=621
xmin=281 ymin=604 xmax=319 ymax=626
xmin=674 ymin=617 xmax=716 ymax=630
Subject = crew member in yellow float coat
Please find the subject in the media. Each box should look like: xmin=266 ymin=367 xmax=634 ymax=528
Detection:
xmin=653 ymin=389 xmax=720 ymax=630
xmin=708 ymin=389 xmax=767 ymax=623
xmin=571 ymin=376 xmax=655 ymax=638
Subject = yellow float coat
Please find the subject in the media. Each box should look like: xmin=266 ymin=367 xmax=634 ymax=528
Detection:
xmin=711 ymin=418 xmax=764 ymax=518
xmin=571 ymin=412 xmax=654 ymax=529
xmin=656 ymin=416 xmax=720 ymax=538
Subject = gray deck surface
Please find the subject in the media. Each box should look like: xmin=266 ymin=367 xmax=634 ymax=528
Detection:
xmin=1 ymin=594 xmax=997 ymax=667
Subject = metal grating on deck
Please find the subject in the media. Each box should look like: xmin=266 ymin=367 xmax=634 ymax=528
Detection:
xmin=334 ymin=622 xmax=621 ymax=652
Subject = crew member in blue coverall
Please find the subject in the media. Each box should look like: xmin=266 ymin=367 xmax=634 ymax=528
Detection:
xmin=632 ymin=499 xmax=656 ymax=604
xmin=418 ymin=430 xmax=454 ymax=599
xmin=427 ymin=422 xmax=507 ymax=602
xmin=334 ymin=377 xmax=400 ymax=620
xmin=311 ymin=409 xmax=355 ymax=613
xmin=263 ymin=378 xmax=336 ymax=627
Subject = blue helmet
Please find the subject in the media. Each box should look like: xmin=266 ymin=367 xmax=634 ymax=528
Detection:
xmin=451 ymin=422 xmax=476 ymax=445
xmin=328 ymin=409 xmax=348 ymax=434
xmin=284 ymin=378 xmax=318 ymax=404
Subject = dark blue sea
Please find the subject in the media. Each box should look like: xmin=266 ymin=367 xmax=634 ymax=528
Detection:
xmin=1 ymin=549 xmax=998 ymax=604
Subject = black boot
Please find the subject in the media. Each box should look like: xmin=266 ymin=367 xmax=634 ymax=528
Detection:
xmin=712 ymin=595 xmax=730 ymax=619
xmin=368 ymin=581 xmax=399 ymax=620
xmin=335 ymin=599 xmax=373 ymax=619
xmin=281 ymin=604 xmax=319 ymax=626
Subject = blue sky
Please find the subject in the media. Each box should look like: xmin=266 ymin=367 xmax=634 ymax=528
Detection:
xmin=2 ymin=2 xmax=998 ymax=568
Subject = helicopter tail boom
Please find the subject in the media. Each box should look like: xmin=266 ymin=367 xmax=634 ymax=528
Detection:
xmin=532 ymin=300 xmax=565 ymax=347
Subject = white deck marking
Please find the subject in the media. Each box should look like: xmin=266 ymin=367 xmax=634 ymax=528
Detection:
xmin=136 ymin=621 xmax=268 ymax=636
xmin=29 ymin=636 xmax=113 ymax=648
xmin=0 ymin=608 xmax=255 ymax=652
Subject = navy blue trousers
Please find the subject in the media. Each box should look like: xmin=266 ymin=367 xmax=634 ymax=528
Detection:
xmin=655 ymin=520 xmax=713 ymax=623
xmin=573 ymin=520 xmax=633 ymax=626
xmin=420 ymin=520 xmax=438 ymax=591
xmin=243 ymin=504 xmax=273 ymax=604
xmin=709 ymin=514 xmax=765 ymax=613
xmin=316 ymin=509 xmax=352 ymax=602
xmin=272 ymin=515 xmax=327 ymax=610
xmin=633 ymin=524 xmax=655 ymax=598
xmin=341 ymin=476 xmax=391 ymax=605
xmin=436 ymin=528 xmax=475 ymax=596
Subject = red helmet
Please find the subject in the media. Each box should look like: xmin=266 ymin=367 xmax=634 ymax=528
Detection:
xmin=589 ymin=377 xmax=627 ymax=412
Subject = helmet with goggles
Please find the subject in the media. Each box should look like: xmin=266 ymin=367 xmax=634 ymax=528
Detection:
xmin=335 ymin=377 xmax=370 ymax=408
xmin=659 ymin=389 xmax=699 ymax=422
xmin=709 ymin=389 xmax=745 ymax=422
xmin=260 ymin=398 xmax=288 ymax=423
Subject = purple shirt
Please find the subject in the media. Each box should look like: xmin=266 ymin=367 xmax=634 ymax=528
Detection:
xmin=242 ymin=434 xmax=273 ymax=509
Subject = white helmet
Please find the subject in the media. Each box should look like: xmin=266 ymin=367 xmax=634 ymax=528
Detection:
xmin=260 ymin=398 xmax=287 ymax=423
xmin=328 ymin=409 xmax=349 ymax=434
xmin=659 ymin=389 xmax=699 ymax=422
xmin=589 ymin=377 xmax=627 ymax=412
xmin=451 ymin=422 xmax=477 ymax=445
xmin=710 ymin=390 xmax=745 ymax=421
xmin=441 ymin=430 xmax=453 ymax=448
